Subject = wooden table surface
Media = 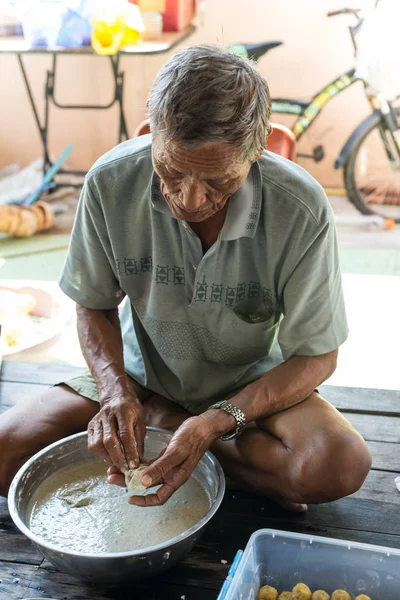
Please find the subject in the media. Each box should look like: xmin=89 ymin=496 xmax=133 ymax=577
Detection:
xmin=1 ymin=361 xmax=400 ymax=599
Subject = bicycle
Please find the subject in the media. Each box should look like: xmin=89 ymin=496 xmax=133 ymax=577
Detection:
xmin=229 ymin=6 xmax=400 ymax=223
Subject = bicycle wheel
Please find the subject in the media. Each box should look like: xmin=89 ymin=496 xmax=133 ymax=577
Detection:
xmin=344 ymin=106 xmax=400 ymax=223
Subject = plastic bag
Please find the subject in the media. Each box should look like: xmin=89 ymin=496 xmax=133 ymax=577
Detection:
xmin=91 ymin=1 xmax=144 ymax=55
xmin=56 ymin=1 xmax=92 ymax=48
xmin=15 ymin=0 xmax=92 ymax=48
xmin=15 ymin=0 xmax=65 ymax=47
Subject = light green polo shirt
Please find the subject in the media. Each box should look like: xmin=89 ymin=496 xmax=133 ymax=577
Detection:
xmin=60 ymin=135 xmax=348 ymax=413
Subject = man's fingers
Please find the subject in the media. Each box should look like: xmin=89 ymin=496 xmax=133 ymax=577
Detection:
xmin=128 ymin=482 xmax=177 ymax=507
xmin=88 ymin=420 xmax=111 ymax=464
xmin=143 ymin=447 xmax=183 ymax=486
xmin=106 ymin=465 xmax=126 ymax=487
xmin=107 ymin=473 xmax=126 ymax=487
xmin=117 ymin=414 xmax=140 ymax=470
xmin=102 ymin=417 xmax=127 ymax=472
xmin=107 ymin=465 xmax=123 ymax=476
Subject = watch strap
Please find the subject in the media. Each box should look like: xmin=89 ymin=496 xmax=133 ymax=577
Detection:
xmin=208 ymin=400 xmax=246 ymax=441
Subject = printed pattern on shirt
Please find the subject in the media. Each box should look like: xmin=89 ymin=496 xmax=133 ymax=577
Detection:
xmin=194 ymin=276 xmax=275 ymax=309
xmin=117 ymin=258 xmax=276 ymax=309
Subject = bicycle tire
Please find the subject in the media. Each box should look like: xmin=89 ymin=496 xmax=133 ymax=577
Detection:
xmin=344 ymin=106 xmax=400 ymax=223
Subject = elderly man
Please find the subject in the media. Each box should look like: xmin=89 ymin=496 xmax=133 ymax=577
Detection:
xmin=0 ymin=45 xmax=371 ymax=510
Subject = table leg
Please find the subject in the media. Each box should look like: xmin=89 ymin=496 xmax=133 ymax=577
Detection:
xmin=17 ymin=54 xmax=51 ymax=177
xmin=110 ymin=55 xmax=130 ymax=143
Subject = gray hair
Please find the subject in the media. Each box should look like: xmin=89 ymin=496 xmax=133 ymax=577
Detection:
xmin=147 ymin=44 xmax=272 ymax=161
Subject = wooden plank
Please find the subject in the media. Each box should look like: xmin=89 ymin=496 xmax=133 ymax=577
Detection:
xmin=0 ymin=561 xmax=38 ymax=600
xmin=367 ymin=441 xmax=400 ymax=472
xmin=0 ymin=559 xmax=216 ymax=600
xmin=0 ymin=499 xmax=43 ymax=565
xmin=353 ymin=470 xmax=400 ymax=504
xmin=320 ymin=384 xmax=400 ymax=416
xmin=0 ymin=381 xmax=49 ymax=410
xmin=0 ymin=361 xmax=85 ymax=385
xmin=345 ymin=412 xmax=400 ymax=443
xmin=220 ymin=488 xmax=400 ymax=536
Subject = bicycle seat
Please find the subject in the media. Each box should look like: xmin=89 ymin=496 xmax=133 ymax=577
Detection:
xmin=231 ymin=41 xmax=283 ymax=61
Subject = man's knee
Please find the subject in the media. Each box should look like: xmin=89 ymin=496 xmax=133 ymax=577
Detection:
xmin=0 ymin=430 xmax=24 ymax=497
xmin=294 ymin=430 xmax=372 ymax=503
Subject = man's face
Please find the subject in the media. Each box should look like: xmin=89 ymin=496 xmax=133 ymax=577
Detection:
xmin=152 ymin=137 xmax=253 ymax=223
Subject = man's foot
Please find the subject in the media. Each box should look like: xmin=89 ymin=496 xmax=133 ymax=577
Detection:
xmin=225 ymin=476 xmax=308 ymax=512
xmin=273 ymin=496 xmax=308 ymax=512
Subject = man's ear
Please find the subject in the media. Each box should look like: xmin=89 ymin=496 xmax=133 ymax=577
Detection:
xmin=253 ymin=148 xmax=264 ymax=162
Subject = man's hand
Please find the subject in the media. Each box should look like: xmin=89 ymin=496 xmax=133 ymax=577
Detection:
xmin=127 ymin=414 xmax=221 ymax=507
xmin=88 ymin=390 xmax=146 ymax=473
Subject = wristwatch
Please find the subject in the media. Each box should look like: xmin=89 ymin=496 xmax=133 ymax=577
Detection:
xmin=208 ymin=400 xmax=246 ymax=441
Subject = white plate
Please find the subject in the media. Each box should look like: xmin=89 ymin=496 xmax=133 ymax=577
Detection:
xmin=0 ymin=282 xmax=73 ymax=356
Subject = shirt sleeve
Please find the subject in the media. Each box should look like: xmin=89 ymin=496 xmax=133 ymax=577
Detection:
xmin=59 ymin=178 xmax=123 ymax=309
xmin=277 ymin=213 xmax=348 ymax=360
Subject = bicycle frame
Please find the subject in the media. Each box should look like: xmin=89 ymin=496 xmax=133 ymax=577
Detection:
xmin=271 ymin=68 xmax=359 ymax=141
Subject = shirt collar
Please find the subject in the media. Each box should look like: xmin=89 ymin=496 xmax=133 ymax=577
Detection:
xmin=150 ymin=160 xmax=262 ymax=240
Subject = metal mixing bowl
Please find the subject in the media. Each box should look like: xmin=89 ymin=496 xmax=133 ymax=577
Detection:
xmin=8 ymin=427 xmax=225 ymax=583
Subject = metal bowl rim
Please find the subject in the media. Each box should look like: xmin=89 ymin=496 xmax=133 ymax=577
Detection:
xmin=8 ymin=427 xmax=225 ymax=559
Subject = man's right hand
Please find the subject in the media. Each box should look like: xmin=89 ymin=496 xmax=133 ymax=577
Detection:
xmin=87 ymin=393 xmax=146 ymax=473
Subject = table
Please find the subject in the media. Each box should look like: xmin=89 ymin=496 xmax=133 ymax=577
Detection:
xmin=1 ymin=361 xmax=400 ymax=599
xmin=0 ymin=28 xmax=195 ymax=186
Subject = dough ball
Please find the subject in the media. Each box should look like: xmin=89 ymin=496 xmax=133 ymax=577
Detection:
xmin=125 ymin=464 xmax=148 ymax=491
xmin=292 ymin=583 xmax=312 ymax=600
xmin=354 ymin=596 xmax=372 ymax=600
xmin=258 ymin=584 xmax=278 ymax=600
xmin=278 ymin=593 xmax=293 ymax=600
xmin=312 ymin=592 xmax=330 ymax=600
xmin=331 ymin=591 xmax=351 ymax=600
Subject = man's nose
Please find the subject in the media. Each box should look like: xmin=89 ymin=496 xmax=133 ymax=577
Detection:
xmin=180 ymin=179 xmax=208 ymax=211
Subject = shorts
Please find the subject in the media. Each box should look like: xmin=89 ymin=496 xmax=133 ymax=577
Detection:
xmin=59 ymin=371 xmax=152 ymax=404
xmin=58 ymin=371 xmax=213 ymax=415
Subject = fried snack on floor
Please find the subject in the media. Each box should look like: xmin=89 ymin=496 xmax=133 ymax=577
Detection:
xmin=354 ymin=596 xmax=372 ymax=600
xmin=258 ymin=584 xmax=278 ymax=600
xmin=311 ymin=592 xmax=330 ymax=600
xmin=278 ymin=593 xmax=293 ymax=600
xmin=331 ymin=591 xmax=351 ymax=600
xmin=292 ymin=583 xmax=312 ymax=600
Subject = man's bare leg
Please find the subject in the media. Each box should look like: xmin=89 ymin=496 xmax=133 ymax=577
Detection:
xmin=0 ymin=385 xmax=99 ymax=496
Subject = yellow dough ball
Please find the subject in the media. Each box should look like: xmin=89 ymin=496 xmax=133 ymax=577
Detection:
xmin=258 ymin=585 xmax=278 ymax=600
xmin=331 ymin=591 xmax=351 ymax=600
xmin=293 ymin=583 xmax=312 ymax=600
xmin=278 ymin=593 xmax=293 ymax=600
xmin=312 ymin=592 xmax=330 ymax=600
xmin=354 ymin=596 xmax=372 ymax=600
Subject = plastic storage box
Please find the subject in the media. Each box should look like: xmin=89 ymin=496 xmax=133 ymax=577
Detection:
xmin=218 ymin=529 xmax=400 ymax=600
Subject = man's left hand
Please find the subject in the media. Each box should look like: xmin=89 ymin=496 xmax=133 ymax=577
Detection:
xmin=128 ymin=415 xmax=219 ymax=506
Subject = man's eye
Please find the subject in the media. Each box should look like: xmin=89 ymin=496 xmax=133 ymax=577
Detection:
xmin=165 ymin=166 xmax=182 ymax=178
xmin=209 ymin=178 xmax=230 ymax=186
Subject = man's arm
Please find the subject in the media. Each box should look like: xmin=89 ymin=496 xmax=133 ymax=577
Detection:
xmin=77 ymin=305 xmax=130 ymax=402
xmin=77 ymin=304 xmax=145 ymax=472
xmin=202 ymin=349 xmax=338 ymax=434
